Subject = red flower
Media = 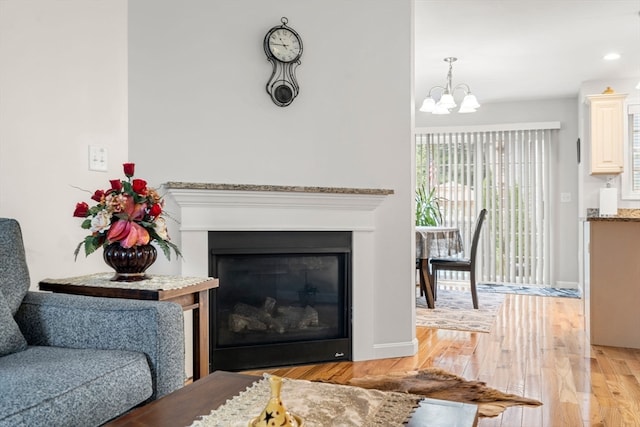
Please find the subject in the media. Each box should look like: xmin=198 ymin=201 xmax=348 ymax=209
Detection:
xmin=123 ymin=163 xmax=135 ymax=178
xmin=149 ymin=203 xmax=162 ymax=217
xmin=110 ymin=179 xmax=122 ymax=191
xmin=73 ymin=202 xmax=89 ymax=217
xmin=132 ymin=179 xmax=147 ymax=195
xmin=91 ymin=190 xmax=104 ymax=203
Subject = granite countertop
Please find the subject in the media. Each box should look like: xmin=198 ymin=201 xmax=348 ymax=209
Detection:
xmin=163 ymin=181 xmax=395 ymax=196
xmin=587 ymin=208 xmax=640 ymax=222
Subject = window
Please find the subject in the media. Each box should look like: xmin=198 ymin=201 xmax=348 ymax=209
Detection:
xmin=622 ymin=105 xmax=640 ymax=199
xmin=416 ymin=123 xmax=559 ymax=285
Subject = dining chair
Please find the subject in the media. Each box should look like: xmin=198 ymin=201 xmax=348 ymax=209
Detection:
xmin=429 ymin=209 xmax=487 ymax=309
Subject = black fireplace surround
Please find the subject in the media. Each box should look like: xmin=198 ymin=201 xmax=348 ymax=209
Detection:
xmin=208 ymin=231 xmax=352 ymax=371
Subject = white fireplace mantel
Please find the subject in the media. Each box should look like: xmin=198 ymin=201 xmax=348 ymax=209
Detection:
xmin=163 ymin=182 xmax=393 ymax=231
xmin=163 ymin=182 xmax=395 ymax=361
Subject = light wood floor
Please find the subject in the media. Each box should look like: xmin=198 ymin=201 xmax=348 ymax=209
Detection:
xmin=244 ymin=293 xmax=640 ymax=426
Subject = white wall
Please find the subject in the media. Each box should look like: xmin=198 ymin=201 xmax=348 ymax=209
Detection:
xmin=0 ymin=1 xmax=129 ymax=286
xmin=0 ymin=0 xmax=414 ymax=363
xmin=128 ymin=1 xmax=416 ymax=359
xmin=416 ymin=98 xmax=580 ymax=287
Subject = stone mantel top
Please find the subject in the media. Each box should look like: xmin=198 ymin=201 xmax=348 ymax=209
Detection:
xmin=163 ymin=181 xmax=395 ymax=196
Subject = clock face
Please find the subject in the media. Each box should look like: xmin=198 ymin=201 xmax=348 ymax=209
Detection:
xmin=267 ymin=28 xmax=302 ymax=63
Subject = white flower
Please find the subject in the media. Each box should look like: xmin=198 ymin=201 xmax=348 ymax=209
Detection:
xmin=154 ymin=217 xmax=169 ymax=240
xmin=90 ymin=209 xmax=112 ymax=233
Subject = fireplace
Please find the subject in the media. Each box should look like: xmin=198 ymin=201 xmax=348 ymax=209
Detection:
xmin=209 ymin=230 xmax=352 ymax=371
xmin=163 ymin=182 xmax=401 ymax=376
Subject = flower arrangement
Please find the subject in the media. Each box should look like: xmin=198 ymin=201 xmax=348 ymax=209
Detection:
xmin=73 ymin=163 xmax=181 ymax=260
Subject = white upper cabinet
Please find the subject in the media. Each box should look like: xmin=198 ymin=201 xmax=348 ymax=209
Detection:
xmin=586 ymin=93 xmax=627 ymax=175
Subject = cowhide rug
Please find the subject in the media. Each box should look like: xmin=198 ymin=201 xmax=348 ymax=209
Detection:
xmin=329 ymin=367 xmax=542 ymax=418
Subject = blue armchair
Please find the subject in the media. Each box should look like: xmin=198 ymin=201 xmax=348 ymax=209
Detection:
xmin=0 ymin=218 xmax=185 ymax=426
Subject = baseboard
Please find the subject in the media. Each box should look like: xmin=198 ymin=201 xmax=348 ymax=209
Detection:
xmin=554 ymin=281 xmax=579 ymax=289
xmin=368 ymin=338 xmax=418 ymax=361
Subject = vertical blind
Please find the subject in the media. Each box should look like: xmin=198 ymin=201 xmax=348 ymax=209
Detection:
xmin=416 ymin=124 xmax=558 ymax=285
xmin=630 ymin=106 xmax=640 ymax=192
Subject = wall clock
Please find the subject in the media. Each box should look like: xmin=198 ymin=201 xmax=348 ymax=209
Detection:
xmin=264 ymin=17 xmax=303 ymax=107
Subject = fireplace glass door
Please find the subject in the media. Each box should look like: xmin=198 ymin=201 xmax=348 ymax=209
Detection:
xmin=209 ymin=231 xmax=352 ymax=371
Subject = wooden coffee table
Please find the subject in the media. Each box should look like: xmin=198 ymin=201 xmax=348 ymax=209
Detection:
xmin=105 ymin=371 xmax=478 ymax=427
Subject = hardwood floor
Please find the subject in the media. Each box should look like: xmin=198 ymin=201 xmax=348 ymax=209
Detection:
xmin=243 ymin=293 xmax=640 ymax=426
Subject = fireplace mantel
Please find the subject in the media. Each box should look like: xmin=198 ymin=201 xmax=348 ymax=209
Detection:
xmin=163 ymin=181 xmax=394 ymax=195
xmin=163 ymin=182 xmax=397 ymax=362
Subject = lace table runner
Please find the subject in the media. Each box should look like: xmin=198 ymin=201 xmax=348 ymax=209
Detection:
xmin=189 ymin=375 xmax=422 ymax=427
xmin=41 ymin=273 xmax=215 ymax=291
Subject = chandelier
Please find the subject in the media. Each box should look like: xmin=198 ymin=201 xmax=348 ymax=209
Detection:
xmin=419 ymin=57 xmax=480 ymax=114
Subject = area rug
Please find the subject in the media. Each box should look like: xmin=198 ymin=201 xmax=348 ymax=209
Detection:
xmin=344 ymin=368 xmax=542 ymax=418
xmin=189 ymin=374 xmax=422 ymax=426
xmin=477 ymin=282 xmax=581 ymax=298
xmin=416 ymin=286 xmax=505 ymax=332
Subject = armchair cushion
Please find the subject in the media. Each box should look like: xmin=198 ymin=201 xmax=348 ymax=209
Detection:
xmin=0 ymin=219 xmax=30 ymax=314
xmin=0 ymin=290 xmax=27 ymax=356
xmin=0 ymin=346 xmax=152 ymax=426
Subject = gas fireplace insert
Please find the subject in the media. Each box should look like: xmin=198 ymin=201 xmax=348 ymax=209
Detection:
xmin=208 ymin=231 xmax=352 ymax=371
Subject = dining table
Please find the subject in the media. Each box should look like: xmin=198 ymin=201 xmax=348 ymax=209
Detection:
xmin=416 ymin=226 xmax=463 ymax=308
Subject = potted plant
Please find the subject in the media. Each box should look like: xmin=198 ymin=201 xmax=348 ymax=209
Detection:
xmin=73 ymin=163 xmax=181 ymax=281
xmin=415 ymin=184 xmax=443 ymax=226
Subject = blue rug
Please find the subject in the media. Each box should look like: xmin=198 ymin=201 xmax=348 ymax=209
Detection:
xmin=477 ymin=283 xmax=581 ymax=299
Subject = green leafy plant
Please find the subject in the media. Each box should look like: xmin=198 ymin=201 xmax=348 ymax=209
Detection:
xmin=415 ymin=185 xmax=443 ymax=226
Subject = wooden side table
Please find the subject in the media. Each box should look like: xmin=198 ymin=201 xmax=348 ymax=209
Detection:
xmin=39 ymin=273 xmax=219 ymax=381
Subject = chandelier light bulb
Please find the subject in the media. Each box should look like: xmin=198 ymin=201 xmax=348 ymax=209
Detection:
xmin=419 ymin=97 xmax=436 ymax=113
xmin=460 ymin=93 xmax=480 ymax=109
xmin=438 ymin=93 xmax=456 ymax=109
xmin=432 ymin=103 xmax=451 ymax=115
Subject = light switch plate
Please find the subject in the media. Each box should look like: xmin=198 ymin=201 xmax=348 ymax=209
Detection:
xmin=560 ymin=192 xmax=571 ymax=203
xmin=88 ymin=146 xmax=108 ymax=172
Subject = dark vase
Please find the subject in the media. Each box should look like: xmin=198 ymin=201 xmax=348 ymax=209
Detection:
xmin=103 ymin=243 xmax=157 ymax=282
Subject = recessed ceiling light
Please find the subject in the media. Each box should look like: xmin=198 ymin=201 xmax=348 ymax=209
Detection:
xmin=603 ymin=52 xmax=621 ymax=61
